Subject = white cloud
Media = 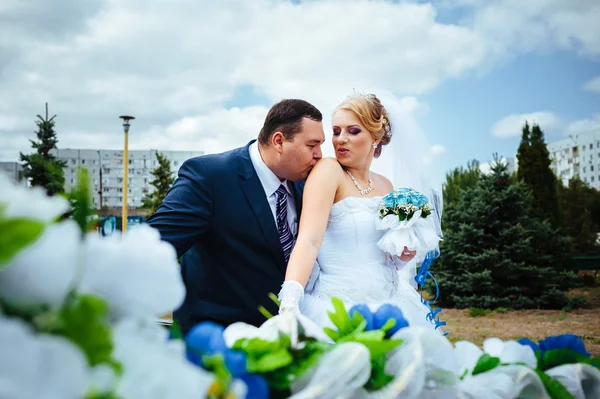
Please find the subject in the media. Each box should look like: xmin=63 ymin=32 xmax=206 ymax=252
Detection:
xmin=1 ymin=0 xmax=599 ymax=163
xmin=583 ymin=76 xmax=600 ymax=93
xmin=565 ymin=114 xmax=600 ymax=136
xmin=491 ymin=112 xmax=562 ymax=138
xmin=429 ymin=144 xmax=446 ymax=157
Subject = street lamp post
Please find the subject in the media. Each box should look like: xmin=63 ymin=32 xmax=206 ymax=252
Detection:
xmin=119 ymin=115 xmax=135 ymax=233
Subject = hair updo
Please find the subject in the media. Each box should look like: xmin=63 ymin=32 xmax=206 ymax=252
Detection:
xmin=334 ymin=92 xmax=392 ymax=158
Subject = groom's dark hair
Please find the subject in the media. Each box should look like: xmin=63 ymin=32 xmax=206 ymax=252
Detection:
xmin=258 ymin=99 xmax=322 ymax=145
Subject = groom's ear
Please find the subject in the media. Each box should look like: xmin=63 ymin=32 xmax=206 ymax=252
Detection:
xmin=271 ymin=131 xmax=286 ymax=153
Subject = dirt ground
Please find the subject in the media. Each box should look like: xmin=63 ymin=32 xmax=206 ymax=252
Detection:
xmin=442 ymin=286 xmax=600 ymax=356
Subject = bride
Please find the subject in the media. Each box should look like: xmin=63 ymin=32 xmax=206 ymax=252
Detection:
xmin=277 ymin=91 xmax=444 ymax=331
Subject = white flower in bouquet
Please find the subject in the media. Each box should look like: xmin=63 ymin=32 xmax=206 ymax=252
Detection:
xmin=0 ymin=314 xmax=89 ymax=399
xmin=111 ymin=318 xmax=215 ymax=399
xmin=0 ymin=220 xmax=81 ymax=307
xmin=80 ymin=224 xmax=185 ymax=319
xmin=0 ymin=174 xmax=70 ymax=222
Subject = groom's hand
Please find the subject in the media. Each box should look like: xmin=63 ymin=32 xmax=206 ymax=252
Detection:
xmin=398 ymin=246 xmax=417 ymax=262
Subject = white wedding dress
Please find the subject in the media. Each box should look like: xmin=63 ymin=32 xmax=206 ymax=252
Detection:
xmin=300 ymin=196 xmax=438 ymax=331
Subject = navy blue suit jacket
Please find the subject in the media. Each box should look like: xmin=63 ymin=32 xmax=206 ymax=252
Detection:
xmin=146 ymin=141 xmax=304 ymax=334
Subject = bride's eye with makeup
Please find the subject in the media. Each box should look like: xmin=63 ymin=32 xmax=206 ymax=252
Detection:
xmin=348 ymin=127 xmax=361 ymax=135
xmin=332 ymin=127 xmax=341 ymax=135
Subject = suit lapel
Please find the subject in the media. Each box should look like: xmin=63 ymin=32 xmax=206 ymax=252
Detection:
xmin=238 ymin=142 xmax=287 ymax=273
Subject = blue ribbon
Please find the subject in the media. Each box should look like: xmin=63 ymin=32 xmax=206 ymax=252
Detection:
xmin=414 ymin=249 xmax=448 ymax=336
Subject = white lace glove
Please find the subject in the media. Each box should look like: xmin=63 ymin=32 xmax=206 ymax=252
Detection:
xmin=278 ymin=280 xmax=304 ymax=315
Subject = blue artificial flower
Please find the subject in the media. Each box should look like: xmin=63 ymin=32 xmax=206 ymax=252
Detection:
xmin=373 ymin=304 xmax=410 ymax=337
xmin=349 ymin=304 xmax=375 ymax=331
xmin=538 ymin=334 xmax=590 ymax=358
xmin=239 ymin=374 xmax=270 ymax=399
xmin=517 ymin=338 xmax=539 ymax=353
xmin=185 ymin=321 xmax=227 ymax=357
xmin=382 ymin=195 xmax=397 ymax=209
xmin=224 ymin=349 xmax=248 ymax=377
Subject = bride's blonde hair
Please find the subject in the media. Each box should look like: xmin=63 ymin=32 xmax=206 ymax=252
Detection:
xmin=334 ymin=92 xmax=392 ymax=158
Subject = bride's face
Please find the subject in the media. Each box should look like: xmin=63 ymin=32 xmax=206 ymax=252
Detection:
xmin=332 ymin=108 xmax=375 ymax=167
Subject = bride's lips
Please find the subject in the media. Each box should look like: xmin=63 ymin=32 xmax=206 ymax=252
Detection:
xmin=337 ymin=147 xmax=349 ymax=156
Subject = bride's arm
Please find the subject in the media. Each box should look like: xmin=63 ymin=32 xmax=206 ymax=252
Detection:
xmin=278 ymin=158 xmax=343 ymax=313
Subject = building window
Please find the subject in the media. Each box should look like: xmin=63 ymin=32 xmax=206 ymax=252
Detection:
xmin=592 ymin=165 xmax=595 ymax=172
xmin=103 ymin=168 xmax=110 ymax=174
xmin=129 ymin=159 xmax=133 ymax=165
xmin=70 ymin=178 xmax=74 ymax=184
xmin=592 ymin=176 xmax=596 ymax=182
xmin=103 ymin=187 xmax=109 ymax=192
xmin=591 ymin=144 xmax=594 ymax=150
xmin=583 ymin=167 xmax=586 ymax=173
xmin=81 ymin=159 xmax=86 ymax=164
xmin=117 ymin=178 xmax=123 ymax=183
xmin=71 ymin=159 xmax=76 ymax=165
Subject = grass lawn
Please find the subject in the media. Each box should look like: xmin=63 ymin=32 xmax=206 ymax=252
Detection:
xmin=442 ymin=286 xmax=600 ymax=356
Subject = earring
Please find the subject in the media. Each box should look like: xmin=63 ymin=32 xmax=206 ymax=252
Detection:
xmin=372 ymin=142 xmax=378 ymax=150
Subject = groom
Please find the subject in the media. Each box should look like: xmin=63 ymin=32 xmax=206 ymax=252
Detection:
xmin=147 ymin=99 xmax=325 ymax=334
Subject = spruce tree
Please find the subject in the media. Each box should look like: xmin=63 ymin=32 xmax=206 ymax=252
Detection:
xmin=559 ymin=178 xmax=600 ymax=255
xmin=516 ymin=122 xmax=561 ymax=226
xmin=142 ymin=152 xmax=175 ymax=216
xmin=435 ymin=156 xmax=578 ymax=309
xmin=19 ymin=103 xmax=67 ymax=196
xmin=442 ymin=159 xmax=482 ymax=212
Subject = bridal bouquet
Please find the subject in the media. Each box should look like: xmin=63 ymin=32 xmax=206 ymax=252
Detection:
xmin=376 ymin=188 xmax=441 ymax=262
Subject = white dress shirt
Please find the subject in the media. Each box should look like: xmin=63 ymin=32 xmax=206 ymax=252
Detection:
xmin=249 ymin=142 xmax=298 ymax=238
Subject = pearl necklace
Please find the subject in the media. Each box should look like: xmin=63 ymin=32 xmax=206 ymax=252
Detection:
xmin=346 ymin=170 xmax=373 ymax=195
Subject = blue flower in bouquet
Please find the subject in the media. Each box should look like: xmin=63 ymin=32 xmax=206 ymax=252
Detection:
xmin=538 ymin=334 xmax=590 ymax=358
xmin=185 ymin=321 xmax=227 ymax=357
xmin=224 ymin=348 xmax=248 ymax=377
xmin=379 ymin=188 xmax=432 ymax=220
xmin=518 ymin=334 xmax=590 ymax=358
xmin=349 ymin=304 xmax=375 ymax=331
xmin=239 ymin=374 xmax=270 ymax=399
xmin=373 ymin=304 xmax=409 ymax=337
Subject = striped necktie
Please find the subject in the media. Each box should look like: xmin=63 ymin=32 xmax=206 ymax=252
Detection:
xmin=276 ymin=185 xmax=293 ymax=262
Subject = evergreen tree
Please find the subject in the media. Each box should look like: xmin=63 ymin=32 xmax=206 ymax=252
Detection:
xmin=559 ymin=177 xmax=600 ymax=255
xmin=19 ymin=103 xmax=67 ymax=196
xmin=516 ymin=122 xmax=561 ymax=226
xmin=442 ymin=159 xmax=482 ymax=212
xmin=142 ymin=152 xmax=175 ymax=216
xmin=434 ymin=156 xmax=578 ymax=310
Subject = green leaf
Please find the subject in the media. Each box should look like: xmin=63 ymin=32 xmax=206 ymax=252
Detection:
xmin=169 ymin=320 xmax=183 ymax=340
xmin=380 ymin=318 xmax=396 ymax=334
xmin=535 ymin=370 xmax=576 ymax=399
xmin=327 ymin=297 xmax=353 ymax=335
xmin=248 ymin=348 xmax=294 ymax=373
xmin=266 ymin=341 xmax=330 ymax=390
xmin=471 ymin=354 xmax=501 ymax=375
xmin=0 ymin=218 xmax=45 ymax=266
xmin=539 ymin=349 xmax=589 ymax=371
xmin=323 ymin=327 xmax=340 ymax=341
xmin=233 ymin=336 xmax=288 ymax=357
xmin=57 ymin=294 xmax=115 ymax=367
xmin=365 ymin=355 xmax=395 ymax=391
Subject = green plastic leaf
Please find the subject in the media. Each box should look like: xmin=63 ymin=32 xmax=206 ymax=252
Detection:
xmin=57 ymin=294 xmax=115 ymax=367
xmin=380 ymin=318 xmax=396 ymax=333
xmin=535 ymin=370 xmax=576 ymax=399
xmin=169 ymin=320 xmax=183 ymax=340
xmin=323 ymin=327 xmax=340 ymax=341
xmin=365 ymin=355 xmax=395 ymax=391
xmin=248 ymin=348 xmax=294 ymax=373
xmin=327 ymin=297 xmax=353 ymax=335
xmin=539 ymin=349 xmax=590 ymax=371
xmin=0 ymin=218 xmax=45 ymax=266
xmin=233 ymin=336 xmax=288 ymax=357
xmin=265 ymin=340 xmax=330 ymax=390
xmin=471 ymin=354 xmax=501 ymax=375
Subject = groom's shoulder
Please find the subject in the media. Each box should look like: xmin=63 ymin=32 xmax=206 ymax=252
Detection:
xmin=181 ymin=145 xmax=247 ymax=174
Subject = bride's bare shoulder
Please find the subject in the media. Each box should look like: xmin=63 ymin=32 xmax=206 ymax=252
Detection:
xmin=309 ymin=158 xmax=344 ymax=177
xmin=372 ymin=172 xmax=394 ymax=191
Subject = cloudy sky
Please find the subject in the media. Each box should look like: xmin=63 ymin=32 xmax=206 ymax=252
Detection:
xmin=1 ymin=0 xmax=599 ymax=185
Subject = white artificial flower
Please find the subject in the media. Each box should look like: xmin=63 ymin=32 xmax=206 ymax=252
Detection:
xmin=111 ymin=318 xmax=215 ymax=399
xmin=454 ymin=339 xmax=546 ymax=399
xmin=483 ymin=337 xmax=537 ymax=369
xmin=0 ymin=221 xmax=81 ymax=307
xmin=0 ymin=174 xmax=70 ymax=222
xmin=79 ymin=224 xmax=185 ymax=319
xmin=0 ymin=314 xmax=89 ymax=399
